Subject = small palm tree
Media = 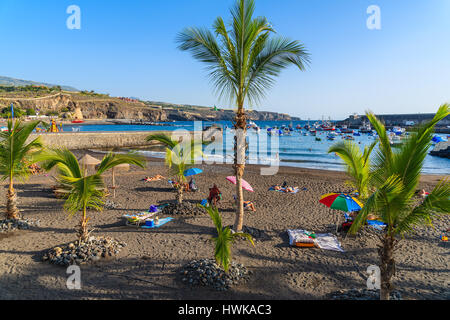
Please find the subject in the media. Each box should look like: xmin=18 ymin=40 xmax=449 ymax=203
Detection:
xmin=147 ymin=134 xmax=203 ymax=204
xmin=201 ymin=205 xmax=254 ymax=272
xmin=346 ymin=104 xmax=450 ymax=300
xmin=0 ymin=120 xmax=43 ymax=219
xmin=177 ymin=0 xmax=310 ymax=232
xmin=328 ymin=140 xmax=378 ymax=200
xmin=39 ymin=149 xmax=146 ymax=243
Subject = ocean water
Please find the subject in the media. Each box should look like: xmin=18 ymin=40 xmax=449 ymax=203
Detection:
xmin=62 ymin=120 xmax=450 ymax=175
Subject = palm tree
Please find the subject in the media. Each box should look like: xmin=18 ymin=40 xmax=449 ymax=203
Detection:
xmin=201 ymin=204 xmax=254 ymax=272
xmin=177 ymin=0 xmax=310 ymax=231
xmin=147 ymin=134 xmax=203 ymax=204
xmin=346 ymin=104 xmax=450 ymax=300
xmin=39 ymin=149 xmax=146 ymax=243
xmin=328 ymin=140 xmax=378 ymax=200
xmin=0 ymin=120 xmax=43 ymax=220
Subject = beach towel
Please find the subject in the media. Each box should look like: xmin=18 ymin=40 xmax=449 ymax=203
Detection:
xmin=287 ymin=229 xmax=344 ymax=252
xmin=141 ymin=217 xmax=174 ymax=229
xmin=367 ymin=220 xmax=387 ymax=230
xmin=269 ymin=187 xmax=300 ymax=194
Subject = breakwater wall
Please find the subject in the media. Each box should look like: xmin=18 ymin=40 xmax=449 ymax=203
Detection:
xmin=338 ymin=113 xmax=450 ymax=132
xmin=29 ymin=131 xmax=213 ymax=150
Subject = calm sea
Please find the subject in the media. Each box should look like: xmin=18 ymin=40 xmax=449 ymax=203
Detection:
xmin=62 ymin=120 xmax=450 ymax=175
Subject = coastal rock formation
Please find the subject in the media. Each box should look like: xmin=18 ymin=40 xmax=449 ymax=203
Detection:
xmin=0 ymin=93 xmax=297 ymax=122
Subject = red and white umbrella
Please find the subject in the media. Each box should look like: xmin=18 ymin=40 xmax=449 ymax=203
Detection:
xmin=226 ymin=176 xmax=254 ymax=192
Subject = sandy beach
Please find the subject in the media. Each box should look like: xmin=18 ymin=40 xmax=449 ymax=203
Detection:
xmin=0 ymin=152 xmax=448 ymax=300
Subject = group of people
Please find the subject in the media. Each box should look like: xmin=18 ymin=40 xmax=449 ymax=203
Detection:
xmin=272 ymin=181 xmax=299 ymax=193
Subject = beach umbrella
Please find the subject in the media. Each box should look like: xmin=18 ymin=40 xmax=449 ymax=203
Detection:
xmin=184 ymin=168 xmax=203 ymax=177
xmin=226 ymin=176 xmax=254 ymax=192
xmin=78 ymin=154 xmax=101 ymax=172
xmin=319 ymin=193 xmax=363 ymax=212
xmin=320 ymin=193 xmax=363 ymax=233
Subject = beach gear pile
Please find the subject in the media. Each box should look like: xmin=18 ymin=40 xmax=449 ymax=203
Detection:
xmin=287 ymin=229 xmax=344 ymax=252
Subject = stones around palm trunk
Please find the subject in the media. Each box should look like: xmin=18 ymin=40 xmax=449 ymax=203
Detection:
xmin=0 ymin=219 xmax=40 ymax=233
xmin=162 ymin=202 xmax=205 ymax=216
xmin=328 ymin=288 xmax=402 ymax=300
xmin=179 ymin=259 xmax=251 ymax=291
xmin=42 ymin=236 xmax=126 ymax=267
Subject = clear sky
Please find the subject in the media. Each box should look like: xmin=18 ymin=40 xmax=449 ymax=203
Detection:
xmin=0 ymin=0 xmax=449 ymax=119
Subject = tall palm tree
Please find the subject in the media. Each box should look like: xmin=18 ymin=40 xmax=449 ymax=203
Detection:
xmin=0 ymin=120 xmax=42 ymax=220
xmin=39 ymin=149 xmax=146 ymax=242
xmin=147 ymin=134 xmax=203 ymax=204
xmin=177 ymin=0 xmax=310 ymax=231
xmin=328 ymin=140 xmax=378 ymax=200
xmin=346 ymin=104 xmax=450 ymax=300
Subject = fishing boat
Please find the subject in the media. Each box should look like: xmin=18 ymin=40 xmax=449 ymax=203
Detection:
xmin=359 ymin=121 xmax=372 ymax=133
xmin=340 ymin=126 xmax=354 ymax=134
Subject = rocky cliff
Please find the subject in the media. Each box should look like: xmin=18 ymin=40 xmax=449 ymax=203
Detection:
xmin=0 ymin=93 xmax=298 ymax=122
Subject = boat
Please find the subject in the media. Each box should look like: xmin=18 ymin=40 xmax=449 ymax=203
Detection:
xmin=315 ymin=137 xmax=322 ymax=141
xmin=343 ymin=135 xmax=354 ymax=140
xmin=359 ymin=121 xmax=372 ymax=133
xmin=0 ymin=127 xmax=8 ymax=132
xmin=340 ymin=126 xmax=354 ymax=134
xmin=72 ymin=120 xmax=85 ymax=124
xmin=247 ymin=120 xmax=260 ymax=132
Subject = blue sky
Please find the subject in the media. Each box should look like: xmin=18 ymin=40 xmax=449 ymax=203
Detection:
xmin=0 ymin=0 xmax=449 ymax=119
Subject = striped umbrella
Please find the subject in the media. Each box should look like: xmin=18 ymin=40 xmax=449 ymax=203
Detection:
xmin=319 ymin=193 xmax=363 ymax=212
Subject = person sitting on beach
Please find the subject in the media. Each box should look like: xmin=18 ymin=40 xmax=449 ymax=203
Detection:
xmin=188 ymin=178 xmax=198 ymax=192
xmin=208 ymin=184 xmax=222 ymax=207
xmin=233 ymin=195 xmax=256 ymax=212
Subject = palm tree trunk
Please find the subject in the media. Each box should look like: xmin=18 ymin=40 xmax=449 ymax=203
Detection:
xmin=379 ymin=234 xmax=396 ymax=300
xmin=233 ymin=108 xmax=247 ymax=232
xmin=78 ymin=206 xmax=89 ymax=243
xmin=6 ymin=179 xmax=20 ymax=220
xmin=176 ymin=186 xmax=184 ymax=204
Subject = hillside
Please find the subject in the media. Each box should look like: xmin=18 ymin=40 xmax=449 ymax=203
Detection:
xmin=0 ymin=76 xmax=78 ymax=92
xmin=0 ymin=91 xmax=299 ymax=122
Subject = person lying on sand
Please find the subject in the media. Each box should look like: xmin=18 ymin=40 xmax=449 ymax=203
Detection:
xmin=284 ymin=186 xmax=299 ymax=193
xmin=143 ymin=175 xmax=166 ymax=182
xmin=419 ymin=189 xmax=429 ymax=198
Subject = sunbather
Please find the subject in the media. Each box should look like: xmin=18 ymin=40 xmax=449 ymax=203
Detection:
xmin=284 ymin=186 xmax=299 ymax=193
xmin=143 ymin=175 xmax=165 ymax=182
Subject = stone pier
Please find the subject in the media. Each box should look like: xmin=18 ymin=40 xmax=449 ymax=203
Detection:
xmin=29 ymin=130 xmax=209 ymax=150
